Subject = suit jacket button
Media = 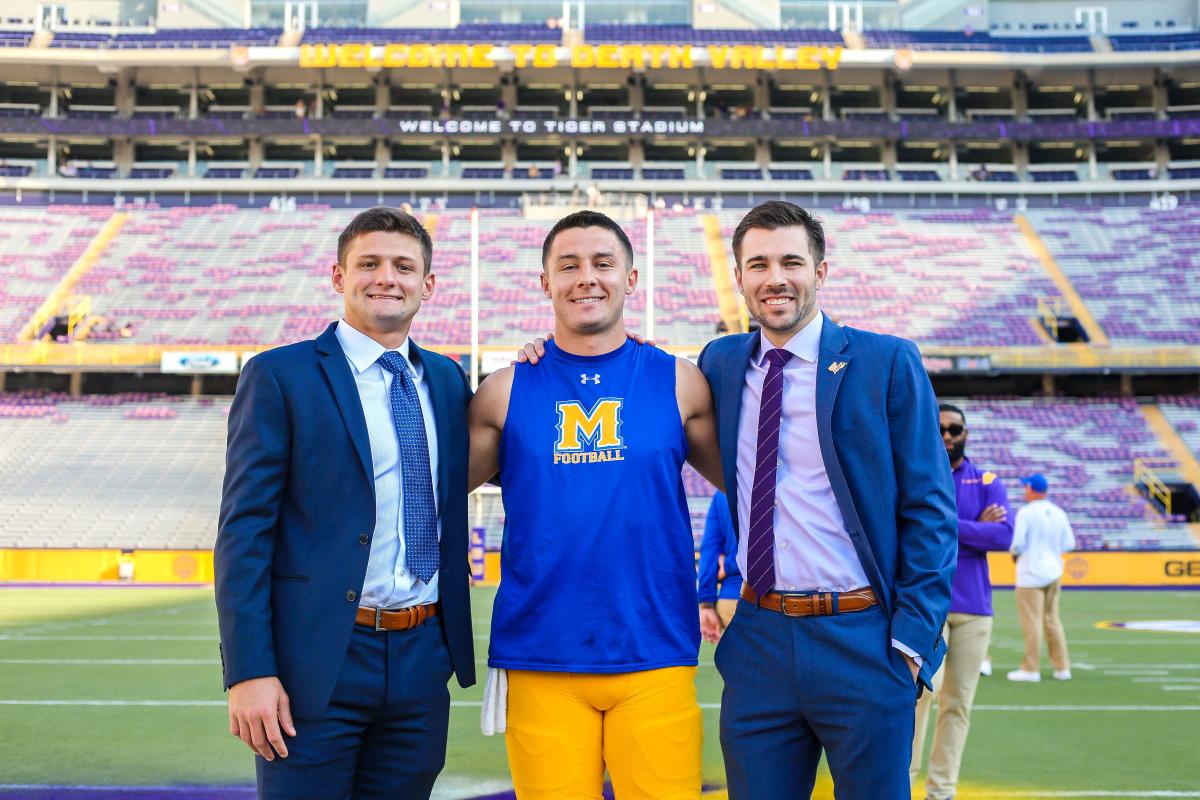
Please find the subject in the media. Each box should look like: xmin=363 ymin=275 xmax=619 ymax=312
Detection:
xmin=346 ymin=590 xmax=357 ymax=602
xmin=358 ymin=533 xmax=369 ymax=545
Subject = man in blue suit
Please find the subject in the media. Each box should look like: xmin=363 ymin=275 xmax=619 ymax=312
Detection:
xmin=215 ymin=207 xmax=475 ymax=799
xmin=698 ymin=201 xmax=957 ymax=799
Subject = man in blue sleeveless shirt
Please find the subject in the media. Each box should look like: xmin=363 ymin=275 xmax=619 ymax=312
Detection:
xmin=468 ymin=210 xmax=725 ymax=799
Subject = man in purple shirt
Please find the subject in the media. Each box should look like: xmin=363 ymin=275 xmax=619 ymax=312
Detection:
xmin=910 ymin=402 xmax=1013 ymax=800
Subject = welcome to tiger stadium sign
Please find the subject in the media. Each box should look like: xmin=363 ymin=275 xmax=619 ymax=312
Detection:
xmin=299 ymin=43 xmax=844 ymax=71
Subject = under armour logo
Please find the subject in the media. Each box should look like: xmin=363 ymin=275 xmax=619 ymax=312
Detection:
xmin=580 ymin=373 xmax=601 ymax=385
xmin=827 ymin=361 xmax=847 ymax=374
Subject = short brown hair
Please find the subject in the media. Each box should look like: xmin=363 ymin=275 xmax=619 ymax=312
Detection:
xmin=541 ymin=210 xmax=634 ymax=270
xmin=337 ymin=206 xmax=433 ymax=273
xmin=731 ymin=201 xmax=826 ymax=268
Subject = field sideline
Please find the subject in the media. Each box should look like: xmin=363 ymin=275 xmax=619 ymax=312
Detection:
xmin=0 ymin=586 xmax=1197 ymax=799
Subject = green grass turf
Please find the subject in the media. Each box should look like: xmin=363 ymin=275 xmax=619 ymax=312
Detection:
xmin=0 ymin=586 xmax=1197 ymax=796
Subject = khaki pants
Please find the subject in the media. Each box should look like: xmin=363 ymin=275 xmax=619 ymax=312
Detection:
xmin=910 ymin=612 xmax=993 ymax=799
xmin=716 ymin=598 xmax=738 ymax=629
xmin=1016 ymin=580 xmax=1070 ymax=672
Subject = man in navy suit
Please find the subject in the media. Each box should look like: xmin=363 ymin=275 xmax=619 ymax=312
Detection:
xmin=215 ymin=207 xmax=475 ymax=799
xmin=698 ymin=201 xmax=957 ymax=799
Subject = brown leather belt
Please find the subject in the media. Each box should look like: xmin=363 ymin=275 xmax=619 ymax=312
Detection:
xmin=355 ymin=603 xmax=437 ymax=631
xmin=741 ymin=584 xmax=878 ymax=617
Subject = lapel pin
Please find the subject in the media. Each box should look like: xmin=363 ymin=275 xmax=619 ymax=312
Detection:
xmin=827 ymin=361 xmax=847 ymax=374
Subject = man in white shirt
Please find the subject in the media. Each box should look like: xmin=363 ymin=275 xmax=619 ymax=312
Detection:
xmin=1007 ymin=473 xmax=1075 ymax=683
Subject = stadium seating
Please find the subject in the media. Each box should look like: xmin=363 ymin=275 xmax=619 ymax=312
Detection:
xmin=768 ymin=168 xmax=814 ymax=180
xmin=0 ymin=206 xmax=111 ymax=342
xmin=1030 ymin=170 xmax=1081 ymax=182
xmin=301 ymin=24 xmax=559 ymax=44
xmin=713 ymin=207 xmax=1062 ymax=347
xmin=0 ymin=390 xmax=1188 ymax=550
xmin=1159 ymin=396 xmax=1200 ymax=457
xmin=332 ymin=167 xmax=375 ymax=179
xmin=843 ymin=169 xmax=890 ymax=181
xmin=942 ymin=397 xmax=1196 ymax=549
xmin=1027 ymin=207 xmax=1200 ymax=345
xmin=16 ymin=204 xmax=1199 ymax=351
xmin=862 ymin=30 xmax=1092 ymax=52
xmin=1110 ymin=31 xmax=1200 ymax=51
xmin=582 ymin=24 xmax=843 ymax=45
xmin=1112 ymin=168 xmax=1154 ymax=180
xmin=12 ymin=24 xmax=1200 ymax=55
xmin=0 ymin=391 xmax=227 ymax=548
xmin=2 ymin=204 xmax=1199 ymax=352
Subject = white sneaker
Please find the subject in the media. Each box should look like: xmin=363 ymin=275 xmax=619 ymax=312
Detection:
xmin=1006 ymin=669 xmax=1041 ymax=682
xmin=980 ymin=658 xmax=992 ymax=677
xmin=1053 ymin=669 xmax=1072 ymax=681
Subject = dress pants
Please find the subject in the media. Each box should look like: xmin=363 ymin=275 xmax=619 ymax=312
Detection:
xmin=716 ymin=599 xmax=919 ymax=800
xmin=1016 ymin=580 xmax=1070 ymax=673
xmin=910 ymin=613 xmax=993 ymax=799
xmin=255 ymin=619 xmax=454 ymax=800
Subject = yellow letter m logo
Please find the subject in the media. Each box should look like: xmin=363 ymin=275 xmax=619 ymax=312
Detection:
xmin=555 ymin=398 xmax=624 ymax=452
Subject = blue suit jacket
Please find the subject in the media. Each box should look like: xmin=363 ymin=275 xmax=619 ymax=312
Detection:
xmin=215 ymin=323 xmax=476 ymax=719
xmin=698 ymin=314 xmax=957 ymax=687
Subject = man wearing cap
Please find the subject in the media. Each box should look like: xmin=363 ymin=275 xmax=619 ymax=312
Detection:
xmin=911 ymin=403 xmax=1013 ymax=800
xmin=1008 ymin=473 xmax=1076 ymax=683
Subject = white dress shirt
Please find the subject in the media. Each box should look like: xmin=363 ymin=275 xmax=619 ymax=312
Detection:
xmin=734 ymin=313 xmax=870 ymax=593
xmin=1011 ymin=498 xmax=1075 ymax=588
xmin=335 ymin=319 xmax=440 ymax=608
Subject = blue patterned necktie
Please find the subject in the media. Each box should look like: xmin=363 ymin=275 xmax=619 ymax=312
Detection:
xmin=376 ymin=351 xmax=439 ymax=584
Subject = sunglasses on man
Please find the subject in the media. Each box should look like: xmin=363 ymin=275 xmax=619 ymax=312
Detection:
xmin=940 ymin=424 xmax=965 ymax=437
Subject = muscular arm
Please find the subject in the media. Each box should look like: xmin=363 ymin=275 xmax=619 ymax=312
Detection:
xmin=676 ymin=357 xmax=725 ymax=493
xmin=467 ymin=366 xmax=514 ymax=492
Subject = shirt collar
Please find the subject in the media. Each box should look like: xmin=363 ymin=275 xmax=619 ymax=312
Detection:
xmin=952 ymin=456 xmax=973 ymax=475
xmin=756 ymin=311 xmax=823 ymax=366
xmin=335 ymin=319 xmax=415 ymax=376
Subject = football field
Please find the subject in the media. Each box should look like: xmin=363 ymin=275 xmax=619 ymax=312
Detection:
xmin=1 ymin=586 xmax=1197 ymax=798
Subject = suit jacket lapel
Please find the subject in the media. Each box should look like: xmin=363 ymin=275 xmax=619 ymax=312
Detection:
xmin=316 ymin=322 xmax=374 ymax=489
xmin=813 ymin=314 xmax=888 ymax=610
xmin=815 ymin=313 xmax=851 ymax=444
xmin=721 ymin=333 xmax=758 ymax=538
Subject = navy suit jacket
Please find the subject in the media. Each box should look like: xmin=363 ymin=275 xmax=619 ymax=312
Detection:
xmin=215 ymin=323 xmax=476 ymax=719
xmin=698 ymin=314 xmax=957 ymax=687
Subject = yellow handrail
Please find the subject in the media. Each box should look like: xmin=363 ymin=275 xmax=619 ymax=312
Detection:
xmin=1133 ymin=457 xmax=1174 ymax=517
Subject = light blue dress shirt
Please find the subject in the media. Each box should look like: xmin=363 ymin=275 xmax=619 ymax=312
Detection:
xmin=335 ymin=320 xmax=440 ymax=608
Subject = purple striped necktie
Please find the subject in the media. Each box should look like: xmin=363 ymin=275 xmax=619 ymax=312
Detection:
xmin=746 ymin=347 xmax=793 ymax=598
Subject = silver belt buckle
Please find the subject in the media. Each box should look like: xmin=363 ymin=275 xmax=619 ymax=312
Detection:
xmin=374 ymin=607 xmax=385 ymax=632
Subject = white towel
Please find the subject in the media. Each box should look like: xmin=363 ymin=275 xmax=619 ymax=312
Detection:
xmin=480 ymin=666 xmax=508 ymax=736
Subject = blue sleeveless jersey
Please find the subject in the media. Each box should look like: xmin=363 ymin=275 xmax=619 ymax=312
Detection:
xmin=489 ymin=339 xmax=700 ymax=673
